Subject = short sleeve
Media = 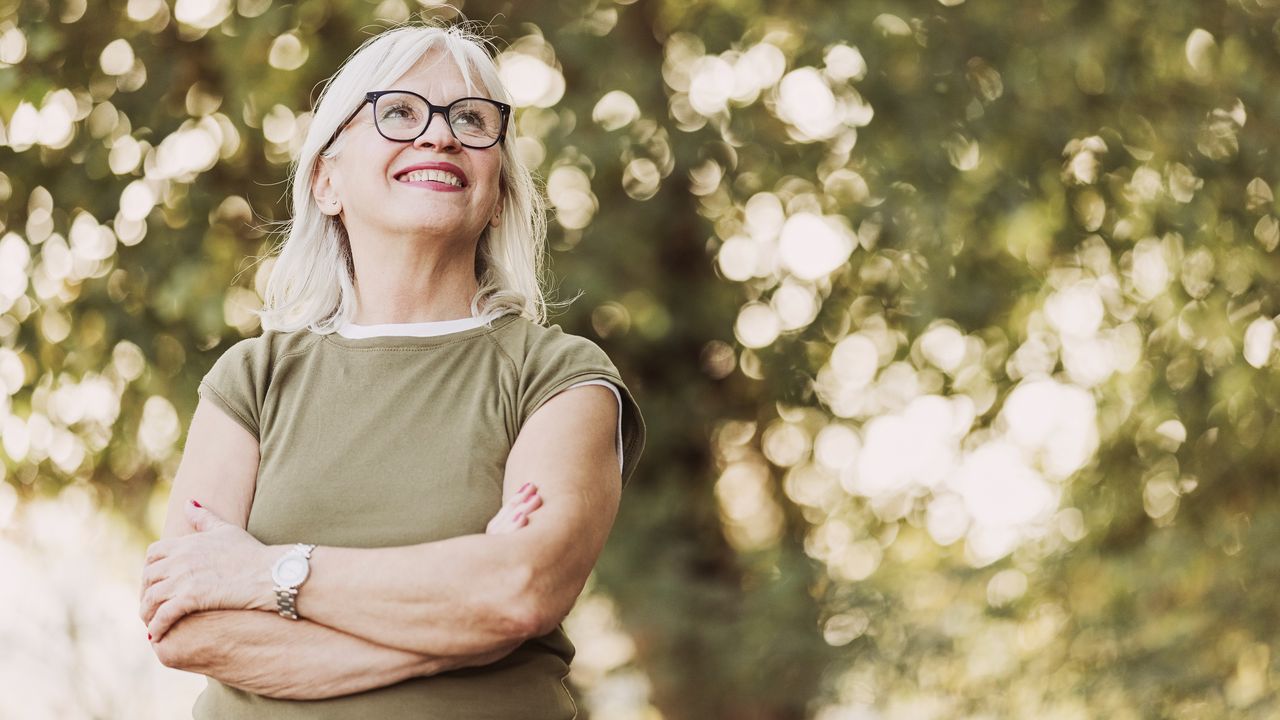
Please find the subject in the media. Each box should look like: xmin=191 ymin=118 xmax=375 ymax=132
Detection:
xmin=197 ymin=337 xmax=269 ymax=441
xmin=518 ymin=333 xmax=647 ymax=491
xmin=567 ymin=379 xmax=624 ymax=474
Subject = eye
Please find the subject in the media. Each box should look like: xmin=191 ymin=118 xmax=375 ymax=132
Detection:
xmin=453 ymin=110 xmax=485 ymax=127
xmin=381 ymin=102 xmax=417 ymax=120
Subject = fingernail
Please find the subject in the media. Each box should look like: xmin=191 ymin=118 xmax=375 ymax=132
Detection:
xmin=514 ymin=510 xmax=527 ymax=521
xmin=518 ymin=482 xmax=530 ymax=493
xmin=148 ymin=632 xmax=152 ymax=641
xmin=191 ymin=499 xmax=202 ymax=508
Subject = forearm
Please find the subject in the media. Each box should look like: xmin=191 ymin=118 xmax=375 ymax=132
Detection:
xmin=280 ymin=532 xmax=534 ymax=657
xmin=158 ymin=609 xmax=521 ymax=700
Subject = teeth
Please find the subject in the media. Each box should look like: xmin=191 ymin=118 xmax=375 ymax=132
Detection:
xmin=399 ymin=169 xmax=463 ymax=187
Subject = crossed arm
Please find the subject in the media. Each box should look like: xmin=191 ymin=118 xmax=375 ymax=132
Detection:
xmin=158 ymin=610 xmax=518 ymax=700
xmin=149 ymin=383 xmax=622 ymax=700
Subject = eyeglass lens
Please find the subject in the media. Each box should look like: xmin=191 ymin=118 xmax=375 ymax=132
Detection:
xmin=375 ymin=93 xmax=503 ymax=147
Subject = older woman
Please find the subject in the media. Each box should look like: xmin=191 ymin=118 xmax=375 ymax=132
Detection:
xmin=137 ymin=21 xmax=645 ymax=719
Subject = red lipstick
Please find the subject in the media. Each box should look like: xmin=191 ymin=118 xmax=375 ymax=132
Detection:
xmin=393 ymin=161 xmax=468 ymax=188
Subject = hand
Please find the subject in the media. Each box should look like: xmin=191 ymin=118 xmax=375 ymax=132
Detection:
xmin=486 ymin=483 xmax=542 ymax=534
xmin=139 ymin=501 xmax=276 ymax=642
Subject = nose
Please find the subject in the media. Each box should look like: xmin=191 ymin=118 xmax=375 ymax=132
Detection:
xmin=413 ymin=108 xmax=462 ymax=152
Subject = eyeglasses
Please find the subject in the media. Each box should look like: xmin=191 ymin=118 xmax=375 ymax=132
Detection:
xmin=321 ymin=90 xmax=511 ymax=154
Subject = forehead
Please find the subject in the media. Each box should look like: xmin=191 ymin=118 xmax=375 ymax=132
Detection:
xmin=389 ymin=48 xmax=486 ymax=101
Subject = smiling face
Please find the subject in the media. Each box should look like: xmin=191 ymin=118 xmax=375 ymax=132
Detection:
xmin=312 ymin=47 xmax=505 ymax=251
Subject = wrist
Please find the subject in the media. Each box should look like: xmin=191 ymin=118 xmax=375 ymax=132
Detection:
xmin=265 ymin=543 xmax=319 ymax=619
xmin=257 ymin=544 xmax=292 ymax=612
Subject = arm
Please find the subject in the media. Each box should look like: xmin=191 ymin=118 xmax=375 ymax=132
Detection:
xmin=149 ymin=397 xmax=521 ymax=692
xmin=290 ymin=383 xmax=622 ymax=651
xmin=155 ymin=610 xmax=521 ymax=700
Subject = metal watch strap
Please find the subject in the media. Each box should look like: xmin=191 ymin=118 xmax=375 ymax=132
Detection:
xmin=274 ymin=543 xmax=316 ymax=620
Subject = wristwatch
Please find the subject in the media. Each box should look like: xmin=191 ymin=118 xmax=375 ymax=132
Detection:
xmin=271 ymin=543 xmax=317 ymax=620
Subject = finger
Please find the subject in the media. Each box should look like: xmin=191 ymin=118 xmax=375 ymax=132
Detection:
xmin=501 ymin=493 xmax=541 ymax=522
xmin=515 ymin=494 xmax=542 ymax=515
xmin=139 ymin=552 xmax=177 ymax=608
xmin=487 ymin=504 xmax=530 ymax=534
xmin=486 ymin=514 xmax=516 ymax=534
xmin=493 ymin=490 xmax=536 ymax=521
xmin=487 ymin=501 xmax=512 ymax=531
xmin=184 ymin=500 xmax=228 ymax=532
xmin=139 ymin=556 xmax=174 ymax=606
xmin=139 ymin=566 xmax=152 ymax=604
xmin=148 ymin=597 xmax=187 ymax=643
xmin=506 ymin=487 xmax=539 ymax=509
xmin=143 ymin=540 xmax=170 ymax=565
xmin=508 ymin=483 xmax=537 ymax=503
xmin=487 ymin=487 xmax=543 ymax=533
xmin=140 ymin=577 xmax=172 ymax=627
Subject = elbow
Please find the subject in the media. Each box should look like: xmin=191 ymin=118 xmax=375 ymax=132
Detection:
xmin=504 ymin=560 xmax=569 ymax=641
xmin=496 ymin=560 xmax=546 ymax=641
xmin=513 ymin=603 xmax=553 ymax=642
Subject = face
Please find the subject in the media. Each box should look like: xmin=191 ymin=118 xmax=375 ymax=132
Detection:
xmin=312 ymin=48 xmax=504 ymax=250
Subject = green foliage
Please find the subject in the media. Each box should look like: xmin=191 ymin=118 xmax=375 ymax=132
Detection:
xmin=3 ymin=0 xmax=1280 ymax=716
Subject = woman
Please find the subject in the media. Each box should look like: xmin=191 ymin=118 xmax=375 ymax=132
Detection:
xmin=136 ymin=21 xmax=645 ymax=718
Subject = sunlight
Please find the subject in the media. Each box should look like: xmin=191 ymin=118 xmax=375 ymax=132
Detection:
xmin=592 ymin=90 xmax=641 ymax=131
xmin=99 ymin=39 xmax=135 ymax=76
xmin=778 ymin=212 xmax=855 ymax=280
xmin=174 ymin=0 xmax=232 ymax=30
xmin=497 ymin=52 xmax=565 ymax=108
xmin=119 ymin=180 xmax=157 ymax=222
xmin=776 ymin=68 xmax=840 ymax=141
xmin=688 ymin=55 xmax=735 ymax=116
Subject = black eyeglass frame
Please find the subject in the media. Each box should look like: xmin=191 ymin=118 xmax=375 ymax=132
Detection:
xmin=320 ymin=90 xmax=512 ymax=154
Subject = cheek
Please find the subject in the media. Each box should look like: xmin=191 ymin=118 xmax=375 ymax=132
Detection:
xmin=484 ymin=165 xmax=503 ymax=205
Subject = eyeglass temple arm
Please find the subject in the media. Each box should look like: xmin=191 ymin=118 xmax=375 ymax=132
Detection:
xmin=321 ymin=97 xmax=372 ymax=153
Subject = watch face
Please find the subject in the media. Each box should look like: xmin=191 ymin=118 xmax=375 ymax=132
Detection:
xmin=273 ymin=555 xmax=309 ymax=587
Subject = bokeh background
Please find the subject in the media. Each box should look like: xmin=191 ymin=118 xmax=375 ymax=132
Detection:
xmin=3 ymin=0 xmax=1280 ymax=717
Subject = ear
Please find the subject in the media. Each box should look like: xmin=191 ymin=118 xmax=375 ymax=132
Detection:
xmin=312 ymin=157 xmax=342 ymax=215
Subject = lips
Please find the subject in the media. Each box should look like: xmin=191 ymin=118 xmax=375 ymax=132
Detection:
xmin=393 ymin=161 xmax=468 ymax=187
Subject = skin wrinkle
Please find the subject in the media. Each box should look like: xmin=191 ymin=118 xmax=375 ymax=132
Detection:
xmin=146 ymin=36 xmax=628 ymax=710
xmin=145 ymin=37 xmax=624 ymax=702
xmin=311 ymin=47 xmax=504 ymax=326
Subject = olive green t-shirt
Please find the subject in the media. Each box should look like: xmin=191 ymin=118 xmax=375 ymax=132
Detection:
xmin=189 ymin=311 xmax=646 ymax=719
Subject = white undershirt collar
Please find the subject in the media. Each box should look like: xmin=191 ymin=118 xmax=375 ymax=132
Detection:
xmin=336 ymin=311 xmax=505 ymax=339
xmin=333 ymin=309 xmax=627 ymax=475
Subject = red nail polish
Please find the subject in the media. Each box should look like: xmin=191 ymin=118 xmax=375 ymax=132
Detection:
xmin=192 ymin=500 xmax=202 ymax=508
xmin=148 ymin=632 xmax=152 ymax=641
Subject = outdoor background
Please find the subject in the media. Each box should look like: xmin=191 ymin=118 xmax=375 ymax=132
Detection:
xmin=2 ymin=0 xmax=1279 ymax=717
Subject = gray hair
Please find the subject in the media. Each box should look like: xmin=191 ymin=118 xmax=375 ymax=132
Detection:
xmin=251 ymin=19 xmax=563 ymax=332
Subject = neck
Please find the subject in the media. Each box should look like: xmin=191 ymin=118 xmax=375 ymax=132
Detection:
xmin=347 ymin=231 xmax=480 ymax=324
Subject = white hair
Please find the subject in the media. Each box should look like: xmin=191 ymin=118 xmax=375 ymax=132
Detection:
xmin=250 ymin=18 xmax=569 ymax=333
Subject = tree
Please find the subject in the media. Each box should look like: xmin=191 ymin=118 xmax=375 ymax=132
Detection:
xmin=2 ymin=0 xmax=1279 ymax=716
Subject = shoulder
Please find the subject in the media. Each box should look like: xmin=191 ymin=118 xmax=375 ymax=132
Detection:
xmin=207 ymin=328 xmax=322 ymax=371
xmin=491 ymin=314 xmax=616 ymax=372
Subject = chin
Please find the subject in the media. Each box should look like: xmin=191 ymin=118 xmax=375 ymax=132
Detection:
xmin=394 ymin=220 xmax=479 ymax=238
